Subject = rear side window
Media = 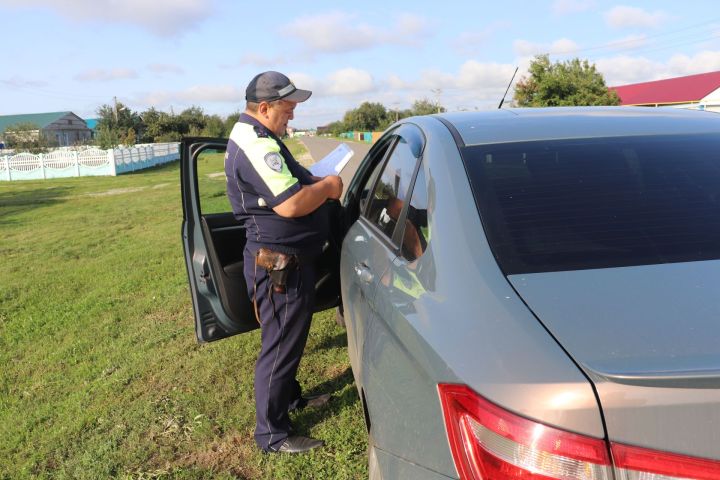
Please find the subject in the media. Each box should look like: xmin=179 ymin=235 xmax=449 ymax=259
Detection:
xmin=462 ymin=133 xmax=720 ymax=274
xmin=400 ymin=166 xmax=429 ymax=262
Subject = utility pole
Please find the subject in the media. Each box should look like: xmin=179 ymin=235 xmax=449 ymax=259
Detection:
xmin=430 ymin=88 xmax=443 ymax=113
xmin=113 ymin=96 xmax=119 ymax=123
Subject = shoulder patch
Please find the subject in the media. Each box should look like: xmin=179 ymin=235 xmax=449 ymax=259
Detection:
xmin=264 ymin=152 xmax=284 ymax=172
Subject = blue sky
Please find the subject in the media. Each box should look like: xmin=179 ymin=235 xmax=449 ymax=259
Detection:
xmin=1 ymin=0 xmax=719 ymax=128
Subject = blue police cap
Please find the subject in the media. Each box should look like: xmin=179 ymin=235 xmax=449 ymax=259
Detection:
xmin=245 ymin=71 xmax=312 ymax=103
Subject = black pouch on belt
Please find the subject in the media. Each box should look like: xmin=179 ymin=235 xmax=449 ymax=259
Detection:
xmin=256 ymin=247 xmax=298 ymax=293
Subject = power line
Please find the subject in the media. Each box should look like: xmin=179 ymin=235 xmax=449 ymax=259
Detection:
xmin=544 ymin=17 xmax=720 ymax=59
xmin=2 ymin=82 xmax=110 ymax=101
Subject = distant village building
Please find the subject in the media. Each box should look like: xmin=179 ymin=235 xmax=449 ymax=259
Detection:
xmin=0 ymin=112 xmax=92 ymax=146
xmin=611 ymin=71 xmax=720 ymax=113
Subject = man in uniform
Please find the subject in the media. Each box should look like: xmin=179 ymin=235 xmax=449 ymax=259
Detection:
xmin=225 ymin=71 xmax=343 ymax=453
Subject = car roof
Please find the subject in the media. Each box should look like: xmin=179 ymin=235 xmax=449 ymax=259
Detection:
xmin=436 ymin=106 xmax=720 ymax=146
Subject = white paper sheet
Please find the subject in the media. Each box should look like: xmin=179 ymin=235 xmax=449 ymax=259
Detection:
xmin=309 ymin=143 xmax=354 ymax=177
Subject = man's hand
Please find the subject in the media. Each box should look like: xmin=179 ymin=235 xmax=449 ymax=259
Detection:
xmin=273 ymin=175 xmax=344 ymax=218
xmin=322 ymin=175 xmax=343 ymax=200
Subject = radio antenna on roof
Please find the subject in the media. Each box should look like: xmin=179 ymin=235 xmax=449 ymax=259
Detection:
xmin=498 ymin=67 xmax=519 ymax=109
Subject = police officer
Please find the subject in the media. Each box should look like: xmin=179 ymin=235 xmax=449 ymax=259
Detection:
xmin=225 ymin=71 xmax=343 ymax=453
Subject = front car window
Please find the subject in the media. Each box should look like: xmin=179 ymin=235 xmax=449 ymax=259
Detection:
xmin=366 ymin=137 xmax=419 ymax=240
xmin=462 ymin=133 xmax=720 ymax=274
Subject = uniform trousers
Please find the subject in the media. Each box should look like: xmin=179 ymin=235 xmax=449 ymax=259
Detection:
xmin=243 ymin=246 xmax=315 ymax=451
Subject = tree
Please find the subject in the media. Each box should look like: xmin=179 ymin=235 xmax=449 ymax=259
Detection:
xmin=202 ymin=114 xmax=226 ymax=137
xmin=411 ymin=98 xmax=446 ymax=115
xmin=96 ymin=125 xmax=120 ymax=150
xmin=121 ymin=127 xmax=136 ymax=146
xmin=96 ymin=101 xmax=142 ymax=147
xmin=324 ymin=120 xmax=347 ymax=135
xmin=139 ymin=107 xmax=162 ymax=143
xmin=178 ymin=106 xmax=207 ymax=136
xmin=342 ymin=102 xmax=388 ymax=131
xmin=514 ymin=54 xmax=620 ymax=107
xmin=139 ymin=108 xmax=184 ymax=143
xmin=224 ymin=111 xmax=242 ymax=135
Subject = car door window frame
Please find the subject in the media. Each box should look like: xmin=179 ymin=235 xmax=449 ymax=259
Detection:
xmin=393 ymin=159 xmax=428 ymax=262
xmin=359 ymin=124 xmax=426 ymax=255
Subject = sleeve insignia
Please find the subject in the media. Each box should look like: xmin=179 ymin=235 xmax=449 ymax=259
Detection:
xmin=264 ymin=152 xmax=284 ymax=172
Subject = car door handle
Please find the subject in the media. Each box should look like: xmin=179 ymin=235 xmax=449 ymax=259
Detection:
xmin=354 ymin=263 xmax=374 ymax=284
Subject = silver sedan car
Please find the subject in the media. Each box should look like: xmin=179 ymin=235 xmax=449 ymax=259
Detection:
xmin=339 ymin=107 xmax=720 ymax=479
xmin=182 ymin=107 xmax=720 ymax=479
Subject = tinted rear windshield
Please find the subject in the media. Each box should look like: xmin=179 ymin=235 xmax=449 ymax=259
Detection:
xmin=462 ymin=133 xmax=720 ymax=274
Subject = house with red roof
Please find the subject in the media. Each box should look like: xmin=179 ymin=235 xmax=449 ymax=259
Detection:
xmin=610 ymin=71 xmax=720 ymax=113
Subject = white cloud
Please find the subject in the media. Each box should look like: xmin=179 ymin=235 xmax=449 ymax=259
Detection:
xmin=513 ymin=38 xmax=579 ymax=56
xmin=382 ymin=61 xmax=519 ymax=109
xmin=596 ymin=50 xmax=720 ymax=86
xmin=604 ymin=6 xmax=670 ymax=29
xmin=514 ymin=39 xmax=544 ymax=57
xmin=137 ymin=84 xmax=244 ymax=107
xmin=552 ymin=38 xmax=580 ymax=54
xmin=233 ymin=53 xmax=289 ymax=68
xmin=394 ymin=13 xmax=431 ymax=42
xmin=456 ymin=61 xmax=518 ymax=90
xmin=0 ymin=0 xmax=214 ymax=36
xmin=75 ymin=68 xmax=138 ymax=82
xmin=147 ymin=63 xmax=185 ymax=75
xmin=285 ymin=12 xmax=378 ymax=53
xmin=595 ymin=55 xmax=662 ymax=85
xmin=283 ymin=11 xmax=431 ymax=54
xmin=416 ymin=70 xmax=456 ymax=90
xmin=666 ymin=51 xmax=720 ymax=75
xmin=286 ymin=72 xmax=318 ymax=93
xmin=552 ymin=0 xmax=596 ymax=15
xmin=453 ymin=21 xmax=512 ymax=56
xmin=605 ymin=34 xmax=648 ymax=51
xmin=1 ymin=76 xmax=48 ymax=87
xmin=387 ymin=74 xmax=410 ymax=90
xmin=325 ymin=68 xmax=375 ymax=96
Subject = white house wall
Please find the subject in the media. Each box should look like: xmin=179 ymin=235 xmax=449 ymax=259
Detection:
xmin=700 ymin=86 xmax=720 ymax=112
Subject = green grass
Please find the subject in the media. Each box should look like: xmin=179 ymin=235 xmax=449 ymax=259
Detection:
xmin=0 ymin=144 xmax=367 ymax=479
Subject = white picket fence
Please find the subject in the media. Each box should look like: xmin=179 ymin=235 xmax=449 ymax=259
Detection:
xmin=0 ymin=143 xmax=180 ymax=181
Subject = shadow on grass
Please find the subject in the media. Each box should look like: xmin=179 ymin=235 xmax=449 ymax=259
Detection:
xmin=122 ymin=161 xmax=179 ymax=175
xmin=292 ymin=367 xmax=358 ymax=432
xmin=0 ymin=185 xmax=71 ymax=224
xmin=310 ymin=331 xmax=348 ymax=352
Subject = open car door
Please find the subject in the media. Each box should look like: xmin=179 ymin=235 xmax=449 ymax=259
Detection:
xmin=180 ymin=137 xmax=342 ymax=343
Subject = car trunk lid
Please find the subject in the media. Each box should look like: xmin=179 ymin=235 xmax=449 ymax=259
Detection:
xmin=508 ymin=260 xmax=720 ymax=460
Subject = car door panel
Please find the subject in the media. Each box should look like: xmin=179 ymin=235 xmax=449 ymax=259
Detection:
xmin=181 ymin=138 xmax=258 ymax=342
xmin=181 ymin=137 xmax=341 ymax=343
xmin=341 ymin=218 xmax=392 ymax=386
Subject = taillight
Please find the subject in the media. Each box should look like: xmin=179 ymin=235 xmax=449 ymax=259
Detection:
xmin=438 ymin=383 xmax=612 ymax=480
xmin=439 ymin=384 xmax=720 ymax=480
xmin=612 ymin=443 xmax=720 ymax=480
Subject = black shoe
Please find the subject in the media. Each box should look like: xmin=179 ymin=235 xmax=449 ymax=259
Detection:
xmin=289 ymin=393 xmax=332 ymax=412
xmin=274 ymin=435 xmax=324 ymax=453
xmin=304 ymin=393 xmax=332 ymax=409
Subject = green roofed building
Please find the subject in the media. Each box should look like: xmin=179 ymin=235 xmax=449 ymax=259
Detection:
xmin=0 ymin=112 xmax=92 ymax=147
